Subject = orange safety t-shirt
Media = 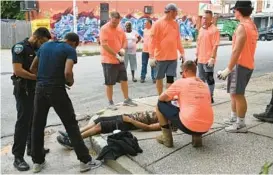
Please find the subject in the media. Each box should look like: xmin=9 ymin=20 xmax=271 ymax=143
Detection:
xmin=100 ymin=22 xmax=127 ymax=64
xmin=196 ymin=24 xmax=220 ymax=64
xmin=150 ymin=18 xmax=184 ymax=61
xmin=164 ymin=78 xmax=214 ymax=132
xmin=232 ymin=20 xmax=258 ymax=69
xmin=143 ymin=28 xmax=151 ymax=53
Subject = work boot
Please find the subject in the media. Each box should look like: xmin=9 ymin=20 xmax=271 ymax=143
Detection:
xmin=253 ymin=104 xmax=273 ymax=123
xmin=13 ymin=157 xmax=30 ymax=171
xmin=156 ymin=128 xmax=173 ymax=147
xmin=192 ymin=135 xmax=202 ymax=147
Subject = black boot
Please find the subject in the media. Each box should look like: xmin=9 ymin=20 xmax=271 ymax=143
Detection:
xmin=253 ymin=104 xmax=273 ymax=122
xmin=13 ymin=157 xmax=29 ymax=171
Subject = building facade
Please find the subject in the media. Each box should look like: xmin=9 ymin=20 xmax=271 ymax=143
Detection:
xmin=28 ymin=0 xmax=210 ymax=42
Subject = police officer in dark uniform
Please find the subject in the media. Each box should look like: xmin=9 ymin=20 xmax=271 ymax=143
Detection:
xmin=11 ymin=27 xmax=51 ymax=171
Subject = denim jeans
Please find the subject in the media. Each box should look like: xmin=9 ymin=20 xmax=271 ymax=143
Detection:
xmin=140 ymin=52 xmax=156 ymax=80
xmin=31 ymin=86 xmax=91 ymax=164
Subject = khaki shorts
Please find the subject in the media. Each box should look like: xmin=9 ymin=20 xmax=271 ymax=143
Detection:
xmin=227 ymin=65 xmax=253 ymax=95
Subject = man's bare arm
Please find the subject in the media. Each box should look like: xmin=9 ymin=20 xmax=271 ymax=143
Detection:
xmin=101 ymin=44 xmax=116 ymax=56
xmin=158 ymin=93 xmax=172 ymax=102
xmin=228 ymin=25 xmax=246 ymax=70
xmin=13 ymin=63 xmax=36 ymax=80
xmin=30 ymin=56 xmax=39 ymax=75
xmin=64 ymin=59 xmax=74 ymax=86
xmin=127 ymin=117 xmax=161 ymax=131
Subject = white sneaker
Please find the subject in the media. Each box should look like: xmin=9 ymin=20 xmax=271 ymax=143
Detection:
xmin=33 ymin=162 xmax=45 ymax=173
xmin=107 ymin=103 xmax=117 ymax=111
xmin=225 ymin=123 xmax=248 ymax=133
xmin=224 ymin=116 xmax=237 ymax=125
xmin=80 ymin=159 xmax=102 ymax=172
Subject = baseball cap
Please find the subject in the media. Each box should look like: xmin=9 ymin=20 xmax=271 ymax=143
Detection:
xmin=164 ymin=3 xmax=178 ymax=13
xmin=230 ymin=0 xmax=253 ymax=10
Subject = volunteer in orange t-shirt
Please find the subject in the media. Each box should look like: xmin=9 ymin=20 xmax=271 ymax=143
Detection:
xmin=217 ymin=0 xmax=258 ymax=133
xmin=140 ymin=19 xmax=156 ymax=84
xmin=155 ymin=60 xmax=213 ymax=148
xmin=100 ymin=11 xmax=138 ymax=110
xmin=196 ymin=10 xmax=220 ymax=104
xmin=149 ymin=3 xmax=185 ymax=95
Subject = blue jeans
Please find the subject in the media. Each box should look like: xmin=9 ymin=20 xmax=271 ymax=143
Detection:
xmin=140 ymin=52 xmax=156 ymax=80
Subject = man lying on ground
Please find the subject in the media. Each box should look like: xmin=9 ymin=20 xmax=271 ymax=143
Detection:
xmin=57 ymin=111 xmax=178 ymax=149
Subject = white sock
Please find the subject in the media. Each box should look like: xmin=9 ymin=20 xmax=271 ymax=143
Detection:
xmin=231 ymin=111 xmax=237 ymax=119
xmin=236 ymin=117 xmax=245 ymax=126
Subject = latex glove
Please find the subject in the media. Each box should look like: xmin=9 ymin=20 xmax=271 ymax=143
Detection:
xmin=116 ymin=54 xmax=124 ymax=63
xmin=217 ymin=68 xmax=231 ymax=80
xmin=149 ymin=58 xmax=157 ymax=67
xmin=207 ymin=58 xmax=215 ymax=67
xmin=179 ymin=54 xmax=185 ymax=63
xmin=119 ymin=48 xmax=125 ymax=56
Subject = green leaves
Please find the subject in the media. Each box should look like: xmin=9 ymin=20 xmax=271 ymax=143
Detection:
xmin=1 ymin=1 xmax=25 ymax=20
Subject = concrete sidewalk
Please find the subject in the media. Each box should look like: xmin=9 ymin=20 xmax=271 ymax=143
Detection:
xmin=77 ymin=40 xmax=232 ymax=55
xmin=90 ymin=73 xmax=273 ymax=174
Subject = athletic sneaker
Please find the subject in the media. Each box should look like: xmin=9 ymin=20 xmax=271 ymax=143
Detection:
xmin=33 ymin=162 xmax=45 ymax=173
xmin=80 ymin=159 xmax=102 ymax=172
xmin=107 ymin=103 xmax=117 ymax=111
xmin=224 ymin=116 xmax=237 ymax=125
xmin=225 ymin=123 xmax=248 ymax=133
xmin=57 ymin=135 xmax=73 ymax=150
xmin=123 ymin=98 xmax=138 ymax=107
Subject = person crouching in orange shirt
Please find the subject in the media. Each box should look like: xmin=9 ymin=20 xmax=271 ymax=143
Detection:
xmin=155 ymin=60 xmax=214 ymax=148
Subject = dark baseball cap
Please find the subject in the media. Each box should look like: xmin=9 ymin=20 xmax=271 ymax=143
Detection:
xmin=164 ymin=3 xmax=178 ymax=13
xmin=230 ymin=0 xmax=253 ymax=10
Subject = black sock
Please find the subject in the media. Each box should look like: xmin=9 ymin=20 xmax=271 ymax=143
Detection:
xmin=131 ymin=70 xmax=135 ymax=79
xmin=161 ymin=124 xmax=170 ymax=129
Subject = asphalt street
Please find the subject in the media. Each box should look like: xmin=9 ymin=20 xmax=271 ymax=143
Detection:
xmin=1 ymin=41 xmax=273 ymax=137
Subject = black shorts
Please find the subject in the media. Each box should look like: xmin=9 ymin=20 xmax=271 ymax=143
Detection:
xmin=93 ymin=115 xmax=136 ymax=133
xmin=102 ymin=63 xmax=128 ymax=85
xmin=157 ymin=101 xmax=206 ymax=135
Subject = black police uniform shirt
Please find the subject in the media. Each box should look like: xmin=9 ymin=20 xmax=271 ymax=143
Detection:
xmin=36 ymin=41 xmax=77 ymax=87
xmin=11 ymin=38 xmax=36 ymax=88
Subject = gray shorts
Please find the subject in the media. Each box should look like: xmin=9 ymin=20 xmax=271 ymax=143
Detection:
xmin=198 ymin=63 xmax=214 ymax=80
xmin=155 ymin=60 xmax=177 ymax=80
xmin=102 ymin=63 xmax=128 ymax=85
xmin=227 ymin=65 xmax=253 ymax=95
xmin=124 ymin=53 xmax=137 ymax=71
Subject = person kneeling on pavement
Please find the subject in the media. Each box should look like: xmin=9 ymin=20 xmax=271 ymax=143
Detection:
xmin=155 ymin=60 xmax=214 ymax=147
xmin=57 ymin=111 xmax=178 ymax=149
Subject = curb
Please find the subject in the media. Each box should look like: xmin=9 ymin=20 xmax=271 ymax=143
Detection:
xmin=77 ymin=42 xmax=232 ymax=57
xmin=89 ymin=135 xmax=150 ymax=174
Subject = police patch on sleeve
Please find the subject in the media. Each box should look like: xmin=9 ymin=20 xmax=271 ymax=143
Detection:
xmin=13 ymin=44 xmax=24 ymax=54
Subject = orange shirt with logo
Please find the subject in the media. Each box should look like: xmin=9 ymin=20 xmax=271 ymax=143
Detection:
xmin=100 ymin=23 xmax=127 ymax=64
xmin=232 ymin=20 xmax=258 ymax=69
xmin=196 ymin=24 xmax=220 ymax=64
xmin=164 ymin=78 xmax=214 ymax=132
xmin=150 ymin=18 xmax=184 ymax=61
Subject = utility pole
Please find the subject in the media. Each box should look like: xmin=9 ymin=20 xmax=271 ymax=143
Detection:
xmin=73 ymin=0 xmax=77 ymax=34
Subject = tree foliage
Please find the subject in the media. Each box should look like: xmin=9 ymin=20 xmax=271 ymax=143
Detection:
xmin=1 ymin=1 xmax=25 ymax=20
